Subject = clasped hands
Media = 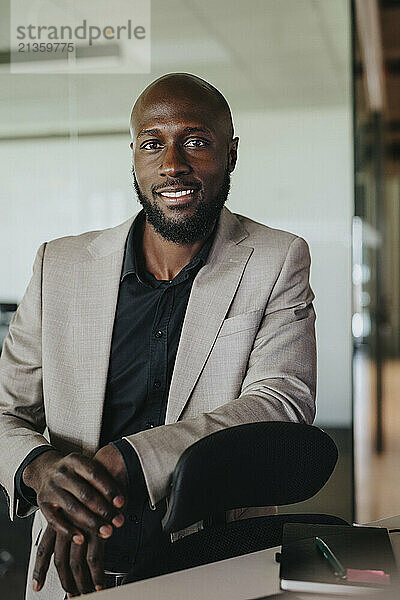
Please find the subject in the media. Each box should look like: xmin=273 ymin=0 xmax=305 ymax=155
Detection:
xmin=23 ymin=445 xmax=128 ymax=596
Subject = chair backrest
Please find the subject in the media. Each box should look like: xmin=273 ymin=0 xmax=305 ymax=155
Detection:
xmin=162 ymin=422 xmax=338 ymax=534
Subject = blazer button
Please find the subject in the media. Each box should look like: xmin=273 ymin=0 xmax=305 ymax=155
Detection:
xmin=153 ymin=380 xmax=161 ymax=389
xmin=155 ymin=330 xmax=163 ymax=338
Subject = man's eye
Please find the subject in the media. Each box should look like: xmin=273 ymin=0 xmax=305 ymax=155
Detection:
xmin=184 ymin=138 xmax=208 ymax=148
xmin=141 ymin=141 xmax=163 ymax=150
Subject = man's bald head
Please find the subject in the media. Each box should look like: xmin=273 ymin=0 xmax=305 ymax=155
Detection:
xmin=130 ymin=73 xmax=234 ymax=142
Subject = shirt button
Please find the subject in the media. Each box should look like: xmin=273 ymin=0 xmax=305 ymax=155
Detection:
xmin=155 ymin=330 xmax=163 ymax=338
xmin=153 ymin=380 xmax=161 ymax=389
xmin=129 ymin=514 xmax=139 ymax=523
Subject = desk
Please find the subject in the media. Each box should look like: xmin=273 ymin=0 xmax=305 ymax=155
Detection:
xmin=85 ymin=517 xmax=400 ymax=600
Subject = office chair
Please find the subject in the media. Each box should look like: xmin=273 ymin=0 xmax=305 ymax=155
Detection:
xmin=124 ymin=421 xmax=348 ymax=584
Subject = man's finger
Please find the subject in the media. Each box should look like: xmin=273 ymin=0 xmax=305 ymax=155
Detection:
xmin=40 ymin=503 xmax=85 ymax=543
xmin=42 ymin=488 xmax=114 ymax=539
xmin=54 ymin=533 xmax=79 ymax=596
xmin=52 ymin=469 xmax=124 ymax=526
xmin=69 ymin=538 xmax=95 ymax=595
xmin=86 ymin=534 xmax=105 ymax=592
xmin=32 ymin=526 xmax=56 ymax=592
xmin=68 ymin=453 xmax=125 ymax=508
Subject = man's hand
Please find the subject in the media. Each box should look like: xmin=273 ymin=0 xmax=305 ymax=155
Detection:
xmin=94 ymin=445 xmax=128 ymax=490
xmin=31 ymin=445 xmax=128 ymax=594
xmin=23 ymin=449 xmax=126 ymax=543
xmin=33 ymin=525 xmax=105 ymax=596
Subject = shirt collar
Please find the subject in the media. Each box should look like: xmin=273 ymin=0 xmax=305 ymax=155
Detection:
xmin=121 ymin=209 xmax=217 ymax=283
xmin=121 ymin=210 xmax=144 ymax=281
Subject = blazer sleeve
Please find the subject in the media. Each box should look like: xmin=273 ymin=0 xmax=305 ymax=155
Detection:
xmin=0 ymin=243 xmax=53 ymax=520
xmin=123 ymin=236 xmax=316 ymax=508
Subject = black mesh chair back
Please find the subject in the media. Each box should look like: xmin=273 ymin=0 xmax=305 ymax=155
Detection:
xmin=163 ymin=421 xmax=338 ymax=533
xmin=124 ymin=422 xmax=347 ymax=584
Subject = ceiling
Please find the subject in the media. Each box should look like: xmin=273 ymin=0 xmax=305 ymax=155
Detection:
xmin=0 ymin=0 xmax=351 ymax=138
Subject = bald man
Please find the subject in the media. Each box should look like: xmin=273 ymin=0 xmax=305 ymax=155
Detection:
xmin=0 ymin=73 xmax=316 ymax=599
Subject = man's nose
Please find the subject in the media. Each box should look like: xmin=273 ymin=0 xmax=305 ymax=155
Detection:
xmin=158 ymin=145 xmax=191 ymax=177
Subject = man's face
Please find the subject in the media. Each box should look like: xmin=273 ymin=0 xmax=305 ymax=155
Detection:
xmin=131 ymin=93 xmax=238 ymax=244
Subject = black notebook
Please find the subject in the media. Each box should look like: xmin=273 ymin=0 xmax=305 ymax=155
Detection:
xmin=279 ymin=523 xmax=398 ymax=595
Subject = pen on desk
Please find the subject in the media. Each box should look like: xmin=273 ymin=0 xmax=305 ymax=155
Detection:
xmin=315 ymin=536 xmax=347 ymax=580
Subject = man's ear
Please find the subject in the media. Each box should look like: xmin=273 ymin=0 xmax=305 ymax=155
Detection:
xmin=228 ymin=137 xmax=239 ymax=172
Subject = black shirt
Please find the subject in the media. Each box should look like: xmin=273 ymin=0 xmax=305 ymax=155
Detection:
xmin=16 ymin=209 xmax=217 ymax=573
xmin=101 ymin=210 xmax=216 ymax=570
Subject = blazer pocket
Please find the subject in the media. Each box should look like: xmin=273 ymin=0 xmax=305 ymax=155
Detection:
xmin=218 ymin=309 xmax=263 ymax=338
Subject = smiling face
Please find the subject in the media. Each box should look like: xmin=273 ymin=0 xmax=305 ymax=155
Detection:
xmin=130 ymin=74 xmax=239 ymax=244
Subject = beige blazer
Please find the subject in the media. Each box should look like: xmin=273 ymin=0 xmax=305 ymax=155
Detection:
xmin=0 ymin=207 xmax=316 ymax=600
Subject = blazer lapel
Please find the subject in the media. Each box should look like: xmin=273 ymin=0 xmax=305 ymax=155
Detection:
xmin=72 ymin=215 xmax=135 ymax=454
xmin=166 ymin=208 xmax=253 ymax=424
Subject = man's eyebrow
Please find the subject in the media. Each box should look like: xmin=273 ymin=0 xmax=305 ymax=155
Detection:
xmin=137 ymin=128 xmax=161 ymax=139
xmin=136 ymin=126 xmax=213 ymax=139
xmin=182 ymin=126 xmax=213 ymax=135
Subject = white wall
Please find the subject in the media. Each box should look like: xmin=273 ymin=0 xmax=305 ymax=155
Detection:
xmin=0 ymin=136 xmax=135 ymax=301
xmin=231 ymin=107 xmax=353 ymax=426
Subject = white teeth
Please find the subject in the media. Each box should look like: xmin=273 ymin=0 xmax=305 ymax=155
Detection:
xmin=160 ymin=189 xmax=194 ymax=199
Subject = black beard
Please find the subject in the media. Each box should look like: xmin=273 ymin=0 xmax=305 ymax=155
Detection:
xmin=132 ymin=167 xmax=231 ymax=245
